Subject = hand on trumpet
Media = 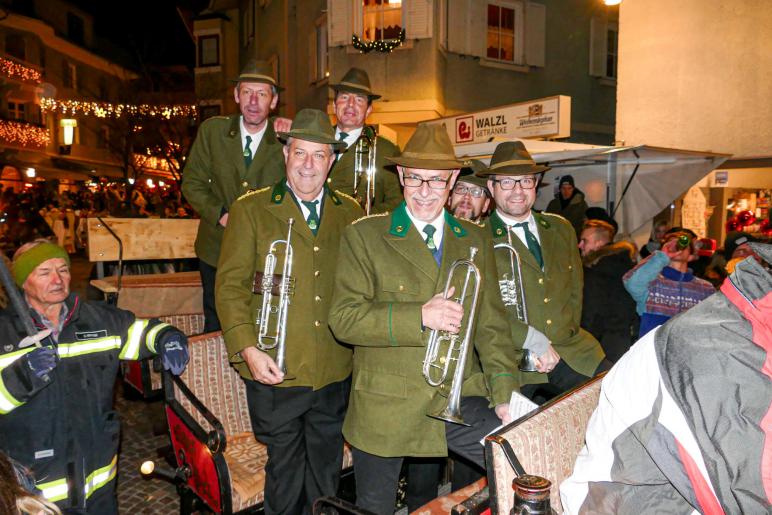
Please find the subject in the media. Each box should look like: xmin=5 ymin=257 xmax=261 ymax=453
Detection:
xmin=421 ymin=286 xmax=464 ymax=334
xmin=523 ymin=326 xmax=560 ymax=373
xmin=241 ymin=346 xmax=285 ymax=385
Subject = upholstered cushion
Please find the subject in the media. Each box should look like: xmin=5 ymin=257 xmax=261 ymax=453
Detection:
xmin=225 ymin=432 xmax=269 ymax=511
xmin=174 ymin=332 xmax=253 ymax=437
xmin=489 ymin=377 xmax=603 ymax=514
xmin=411 ymin=478 xmax=487 ymax=515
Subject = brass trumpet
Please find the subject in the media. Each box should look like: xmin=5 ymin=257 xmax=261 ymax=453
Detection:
xmin=422 ymin=247 xmax=481 ymax=426
xmin=353 ymin=125 xmax=377 ymax=215
xmin=494 ymin=231 xmax=536 ymax=372
xmin=254 ymin=218 xmax=295 ymax=376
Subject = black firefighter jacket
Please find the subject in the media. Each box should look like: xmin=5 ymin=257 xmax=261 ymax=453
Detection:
xmin=0 ymin=293 xmax=173 ymax=510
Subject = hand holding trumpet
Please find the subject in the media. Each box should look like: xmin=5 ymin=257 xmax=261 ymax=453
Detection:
xmin=421 ymin=286 xmax=464 ymax=334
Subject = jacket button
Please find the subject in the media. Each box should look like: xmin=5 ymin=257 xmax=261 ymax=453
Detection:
xmin=315 ymin=295 xmax=321 ymax=302
xmin=314 ymin=270 xmax=320 ymax=277
xmin=326 ymin=178 xmax=331 ymax=183
xmin=314 ymin=320 xmax=321 ymax=327
xmin=313 ymin=246 xmax=320 ymax=252
xmin=546 ymin=319 xmax=552 ymax=325
xmin=439 ymin=356 xmax=446 ymax=364
xmin=568 ymin=265 xmax=573 ymax=271
xmin=538 ymin=278 xmax=543 ymax=284
xmin=544 ymin=297 xmax=550 ymax=303
xmin=399 ymin=285 xmax=404 ymax=291
xmin=241 ymin=181 xmax=248 ymax=188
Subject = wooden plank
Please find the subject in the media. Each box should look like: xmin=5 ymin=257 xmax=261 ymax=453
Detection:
xmin=89 ymin=272 xmax=203 ymax=318
xmin=87 ymin=218 xmax=199 ymax=262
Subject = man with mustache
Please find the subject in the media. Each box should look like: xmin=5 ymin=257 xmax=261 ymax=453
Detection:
xmin=183 ymin=60 xmax=286 ymax=332
xmin=447 ymin=160 xmax=491 ymax=223
xmin=0 ymin=240 xmax=189 ymax=513
xmin=326 ymin=68 xmax=402 ymax=213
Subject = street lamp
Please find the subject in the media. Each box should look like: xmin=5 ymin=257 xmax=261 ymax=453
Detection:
xmin=59 ymin=118 xmax=77 ymax=154
xmin=25 ymin=167 xmax=35 ymax=178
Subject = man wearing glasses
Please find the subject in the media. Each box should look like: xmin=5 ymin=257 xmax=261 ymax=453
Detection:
xmin=478 ymin=141 xmax=608 ymax=403
xmin=329 ymin=125 xmax=518 ymax=514
xmin=448 ymin=160 xmax=492 ymax=222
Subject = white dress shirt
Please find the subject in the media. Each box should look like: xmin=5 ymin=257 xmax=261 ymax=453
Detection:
xmin=240 ymin=116 xmax=268 ymax=157
xmin=286 ymin=182 xmax=325 ymax=221
xmin=406 ymin=209 xmax=446 ymax=250
xmin=334 ymin=126 xmax=363 ymax=150
xmin=496 ymin=210 xmax=541 ymax=247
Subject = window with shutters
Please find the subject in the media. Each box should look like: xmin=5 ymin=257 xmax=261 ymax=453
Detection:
xmin=198 ymin=103 xmax=222 ymax=122
xmin=362 ymin=0 xmax=403 ymax=41
xmin=8 ymin=101 xmax=26 ymax=122
xmin=309 ymin=15 xmax=329 ymax=84
xmin=606 ymin=22 xmax=618 ymax=79
xmin=62 ymin=61 xmax=77 ymax=89
xmin=486 ymin=1 xmax=524 ymax=64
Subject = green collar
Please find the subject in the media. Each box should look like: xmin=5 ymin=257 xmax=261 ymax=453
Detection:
xmin=389 ymin=202 xmax=467 ymax=238
xmin=270 ymin=181 xmax=341 ymax=205
xmin=490 ymin=210 xmax=550 ymax=238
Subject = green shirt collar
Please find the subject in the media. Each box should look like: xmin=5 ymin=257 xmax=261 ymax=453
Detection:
xmin=490 ymin=209 xmax=550 ymax=238
xmin=389 ymin=202 xmax=467 ymax=238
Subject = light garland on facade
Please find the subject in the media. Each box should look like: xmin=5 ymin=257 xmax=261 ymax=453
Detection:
xmin=352 ymin=29 xmax=406 ymax=53
xmin=40 ymin=97 xmax=197 ymax=119
xmin=0 ymin=120 xmax=50 ymax=147
xmin=0 ymin=57 xmax=42 ymax=83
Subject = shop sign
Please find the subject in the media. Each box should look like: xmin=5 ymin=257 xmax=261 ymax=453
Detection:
xmin=715 ymin=171 xmax=728 ymax=186
xmin=425 ymin=95 xmax=571 ymax=144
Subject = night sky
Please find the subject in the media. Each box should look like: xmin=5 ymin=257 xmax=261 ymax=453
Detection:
xmin=69 ymin=0 xmax=197 ymax=68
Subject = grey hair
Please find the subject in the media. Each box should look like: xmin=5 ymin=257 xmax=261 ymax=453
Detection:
xmin=285 ymin=137 xmax=335 ymax=156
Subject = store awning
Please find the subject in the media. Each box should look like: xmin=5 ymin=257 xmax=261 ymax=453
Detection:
xmin=455 ymin=139 xmax=730 ymax=235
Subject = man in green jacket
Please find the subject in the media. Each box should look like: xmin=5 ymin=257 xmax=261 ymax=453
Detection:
xmin=329 ymin=124 xmax=518 ymax=514
xmin=477 ymin=141 xmax=609 ymax=402
xmin=327 ymin=67 xmax=402 ymax=214
xmin=182 ymin=60 xmax=286 ymax=332
xmin=215 ymin=109 xmax=362 ymax=514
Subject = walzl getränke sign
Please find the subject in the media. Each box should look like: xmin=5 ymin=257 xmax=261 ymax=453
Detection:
xmin=426 ymin=95 xmax=571 ymax=144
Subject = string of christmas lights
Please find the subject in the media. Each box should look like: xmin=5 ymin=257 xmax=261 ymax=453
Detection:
xmin=0 ymin=120 xmax=50 ymax=147
xmin=40 ymin=97 xmax=197 ymax=119
xmin=0 ymin=57 xmax=42 ymax=83
xmin=352 ymin=28 xmax=406 ymax=54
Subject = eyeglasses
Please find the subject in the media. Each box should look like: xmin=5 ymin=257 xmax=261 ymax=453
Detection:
xmin=403 ymin=174 xmax=451 ymax=190
xmin=453 ymin=184 xmax=486 ymax=198
xmin=491 ymin=177 xmax=537 ymax=190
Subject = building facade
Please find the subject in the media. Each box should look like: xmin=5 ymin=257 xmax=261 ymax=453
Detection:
xmin=192 ymin=0 xmax=618 ymax=147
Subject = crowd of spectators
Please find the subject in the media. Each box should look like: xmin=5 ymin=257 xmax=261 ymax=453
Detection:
xmin=0 ymin=179 xmax=195 ymax=254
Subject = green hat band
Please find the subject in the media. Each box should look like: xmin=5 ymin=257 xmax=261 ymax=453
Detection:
xmin=13 ymin=243 xmax=71 ymax=287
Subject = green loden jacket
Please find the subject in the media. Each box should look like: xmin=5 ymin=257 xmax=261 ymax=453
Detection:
xmin=216 ymin=181 xmax=363 ymax=389
xmin=489 ymin=210 xmax=605 ymax=387
xmin=329 ymin=202 xmax=519 ymax=458
xmin=326 ymin=133 xmax=402 ymax=213
xmin=182 ymin=115 xmax=286 ymax=266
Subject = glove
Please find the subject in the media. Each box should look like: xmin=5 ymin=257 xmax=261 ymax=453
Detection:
xmin=26 ymin=346 xmax=58 ymax=380
xmin=522 ymin=326 xmax=551 ymax=357
xmin=158 ymin=329 xmax=189 ymax=376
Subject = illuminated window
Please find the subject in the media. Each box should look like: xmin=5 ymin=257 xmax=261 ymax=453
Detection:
xmin=198 ymin=35 xmax=220 ymax=67
xmin=487 ymin=3 xmax=517 ymax=62
xmin=362 ymin=0 xmax=402 ymax=42
xmin=8 ymin=101 xmax=26 ymax=121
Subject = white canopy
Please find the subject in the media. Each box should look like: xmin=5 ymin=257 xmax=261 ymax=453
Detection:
xmin=455 ymin=139 xmax=729 ymax=236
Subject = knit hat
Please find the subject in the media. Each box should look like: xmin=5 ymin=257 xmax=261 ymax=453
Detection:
xmin=12 ymin=242 xmax=70 ymax=287
xmin=560 ymin=175 xmax=575 ymax=187
xmin=724 ymin=231 xmax=759 ymax=260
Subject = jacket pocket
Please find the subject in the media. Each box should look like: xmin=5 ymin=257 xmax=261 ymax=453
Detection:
xmin=353 ymin=369 xmax=407 ymax=399
xmin=381 ymin=275 xmax=419 ymax=295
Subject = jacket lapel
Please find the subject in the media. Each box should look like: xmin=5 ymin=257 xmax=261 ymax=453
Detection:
xmin=264 ymin=182 xmax=313 ymax=244
xmin=533 ymin=212 xmax=556 ymax=275
xmin=491 ymin=211 xmax=541 ymax=273
xmin=227 ymin=116 xmax=248 ymax=180
xmin=382 ymin=203 xmax=438 ymax=282
xmin=249 ymin=122 xmax=281 ymax=180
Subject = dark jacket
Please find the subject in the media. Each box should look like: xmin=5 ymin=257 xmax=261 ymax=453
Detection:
xmin=545 ymin=189 xmax=588 ymax=238
xmin=581 ymin=241 xmax=639 ymax=363
xmin=0 ymin=294 xmax=172 ymax=511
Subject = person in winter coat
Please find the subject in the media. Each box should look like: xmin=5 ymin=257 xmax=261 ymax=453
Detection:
xmin=561 ymin=242 xmax=772 ymax=514
xmin=545 ymin=175 xmax=588 ymax=239
xmin=578 ymin=219 xmax=639 ymax=363
xmin=0 ymin=240 xmax=190 ymax=514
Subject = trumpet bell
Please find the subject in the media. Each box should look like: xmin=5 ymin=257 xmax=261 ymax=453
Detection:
xmin=519 ymin=349 xmax=539 ymax=372
xmin=427 ymin=407 xmax=471 ymax=427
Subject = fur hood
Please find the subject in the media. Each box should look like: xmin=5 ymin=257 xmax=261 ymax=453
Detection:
xmin=583 ymin=240 xmax=637 ymax=268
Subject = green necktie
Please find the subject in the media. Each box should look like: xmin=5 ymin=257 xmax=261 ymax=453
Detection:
xmin=513 ymin=222 xmax=543 ymax=268
xmin=243 ymin=135 xmax=253 ymax=168
xmin=301 ymin=200 xmax=320 ymax=235
xmin=423 ymin=225 xmax=441 ymax=266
